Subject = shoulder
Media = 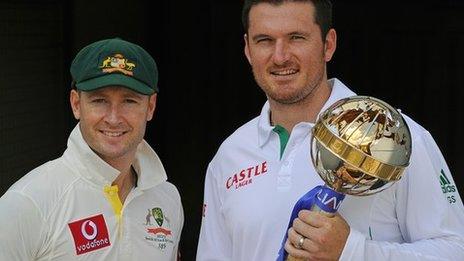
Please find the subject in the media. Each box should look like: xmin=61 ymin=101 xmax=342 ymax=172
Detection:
xmin=147 ymin=181 xmax=182 ymax=207
xmin=401 ymin=113 xmax=443 ymax=158
xmin=144 ymin=181 xmax=184 ymax=228
xmin=3 ymin=156 xmax=80 ymax=219
xmin=399 ymin=112 xmax=440 ymax=168
xmin=211 ymin=116 xmax=260 ymax=164
xmin=396 ymin=113 xmax=448 ymax=192
xmin=161 ymin=181 xmax=181 ymax=199
xmin=401 ymin=113 xmax=428 ymax=142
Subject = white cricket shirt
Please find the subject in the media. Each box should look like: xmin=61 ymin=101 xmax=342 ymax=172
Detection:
xmin=197 ymin=78 xmax=464 ymax=261
xmin=0 ymin=124 xmax=184 ymax=260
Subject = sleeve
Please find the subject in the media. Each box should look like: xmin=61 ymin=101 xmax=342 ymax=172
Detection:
xmin=0 ymin=190 xmax=47 ymax=260
xmin=339 ymin=129 xmax=464 ymax=261
xmin=171 ymin=185 xmax=184 ymax=261
xmin=196 ymin=162 xmax=232 ymax=261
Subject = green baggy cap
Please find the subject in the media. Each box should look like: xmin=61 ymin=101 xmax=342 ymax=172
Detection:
xmin=70 ymin=38 xmax=158 ymax=95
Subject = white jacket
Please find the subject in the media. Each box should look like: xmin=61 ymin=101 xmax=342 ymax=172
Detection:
xmin=197 ymin=78 xmax=464 ymax=261
xmin=0 ymin=124 xmax=183 ymax=260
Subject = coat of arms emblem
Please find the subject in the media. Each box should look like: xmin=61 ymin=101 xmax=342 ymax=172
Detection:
xmin=152 ymin=207 xmax=164 ymax=227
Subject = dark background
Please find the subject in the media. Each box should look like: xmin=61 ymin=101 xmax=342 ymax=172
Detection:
xmin=1 ymin=1 xmax=464 ymax=260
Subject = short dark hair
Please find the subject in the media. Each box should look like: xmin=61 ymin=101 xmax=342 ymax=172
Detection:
xmin=242 ymin=0 xmax=333 ymax=39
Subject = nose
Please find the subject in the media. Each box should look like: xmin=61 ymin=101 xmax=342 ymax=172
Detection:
xmin=272 ymin=40 xmax=291 ymax=65
xmin=104 ymin=104 xmax=123 ymax=126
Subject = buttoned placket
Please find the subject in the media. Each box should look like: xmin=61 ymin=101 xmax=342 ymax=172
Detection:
xmin=277 ymin=123 xmax=314 ymax=191
xmin=117 ymin=187 xmax=143 ymax=260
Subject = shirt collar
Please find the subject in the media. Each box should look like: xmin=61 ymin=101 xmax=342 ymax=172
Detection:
xmin=257 ymin=78 xmax=356 ymax=147
xmin=64 ymin=124 xmax=167 ymax=189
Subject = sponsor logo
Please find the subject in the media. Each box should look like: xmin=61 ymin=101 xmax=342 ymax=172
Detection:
xmin=68 ymin=214 xmax=111 ymax=255
xmin=99 ymin=53 xmax=136 ymax=76
xmin=144 ymin=207 xmax=174 ymax=251
xmin=314 ymin=187 xmax=345 ymax=213
xmin=225 ymin=161 xmax=268 ymax=190
xmin=439 ymin=169 xmax=457 ymax=204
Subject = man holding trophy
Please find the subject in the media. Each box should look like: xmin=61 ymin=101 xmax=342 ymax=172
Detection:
xmin=197 ymin=0 xmax=464 ymax=260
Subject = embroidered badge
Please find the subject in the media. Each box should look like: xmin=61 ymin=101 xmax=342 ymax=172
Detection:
xmin=99 ymin=53 xmax=136 ymax=76
xmin=68 ymin=214 xmax=111 ymax=255
xmin=144 ymin=207 xmax=174 ymax=251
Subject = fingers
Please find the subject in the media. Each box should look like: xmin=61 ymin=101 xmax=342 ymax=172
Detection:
xmin=287 ymin=227 xmax=317 ymax=253
xmin=284 ymin=235 xmax=311 ymax=260
xmin=292 ymin=214 xmax=320 ymax=240
xmin=287 ymin=210 xmax=350 ymax=261
xmin=297 ymin=209 xmax=328 ymax=228
xmin=293 ymin=210 xmax=345 ymax=245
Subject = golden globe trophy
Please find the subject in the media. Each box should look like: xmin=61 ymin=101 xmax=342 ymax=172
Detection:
xmin=282 ymin=96 xmax=412 ymax=261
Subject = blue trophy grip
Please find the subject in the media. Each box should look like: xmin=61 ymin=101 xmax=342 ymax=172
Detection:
xmin=276 ymin=185 xmax=345 ymax=261
xmin=312 ymin=186 xmax=345 ymax=214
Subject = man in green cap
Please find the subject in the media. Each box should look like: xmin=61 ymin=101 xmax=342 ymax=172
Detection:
xmin=0 ymin=38 xmax=183 ymax=260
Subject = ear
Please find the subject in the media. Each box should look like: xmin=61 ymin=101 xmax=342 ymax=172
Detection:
xmin=146 ymin=93 xmax=157 ymax=121
xmin=70 ymin=89 xmax=81 ymax=120
xmin=244 ymin=34 xmax=252 ymax=64
xmin=324 ymin=28 xmax=337 ymax=62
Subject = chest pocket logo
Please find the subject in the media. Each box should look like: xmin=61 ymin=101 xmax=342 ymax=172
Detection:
xmin=68 ymin=214 xmax=111 ymax=255
xmin=225 ymin=161 xmax=268 ymax=190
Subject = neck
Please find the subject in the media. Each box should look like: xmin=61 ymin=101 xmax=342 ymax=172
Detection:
xmin=269 ymin=80 xmax=331 ymax=133
xmin=101 ymin=151 xmax=137 ymax=204
xmin=112 ymin=165 xmax=137 ymax=204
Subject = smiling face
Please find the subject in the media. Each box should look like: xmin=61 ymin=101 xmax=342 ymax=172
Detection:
xmin=244 ymin=1 xmax=336 ymax=105
xmin=70 ymin=86 xmax=156 ymax=166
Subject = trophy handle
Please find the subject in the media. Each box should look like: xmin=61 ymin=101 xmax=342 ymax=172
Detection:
xmin=310 ymin=203 xmax=336 ymax=217
xmin=286 ymin=255 xmax=304 ymax=261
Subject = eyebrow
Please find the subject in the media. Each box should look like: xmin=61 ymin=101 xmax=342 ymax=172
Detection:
xmin=122 ymin=93 xmax=144 ymax=100
xmin=288 ymin=31 xmax=310 ymax=37
xmin=251 ymin=34 xmax=271 ymax=42
xmin=251 ymin=31 xmax=311 ymax=42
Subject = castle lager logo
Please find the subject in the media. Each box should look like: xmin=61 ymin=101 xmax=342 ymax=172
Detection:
xmin=100 ymin=53 xmax=136 ymax=76
xmin=68 ymin=214 xmax=111 ymax=255
xmin=225 ymin=161 xmax=268 ymax=190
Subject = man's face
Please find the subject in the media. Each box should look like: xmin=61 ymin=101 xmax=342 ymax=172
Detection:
xmin=70 ymin=86 xmax=156 ymax=164
xmin=244 ymin=1 xmax=336 ymax=104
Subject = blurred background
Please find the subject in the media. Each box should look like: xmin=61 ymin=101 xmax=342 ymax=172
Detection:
xmin=1 ymin=0 xmax=463 ymax=259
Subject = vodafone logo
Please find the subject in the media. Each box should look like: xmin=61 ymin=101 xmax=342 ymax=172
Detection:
xmin=81 ymin=220 xmax=97 ymax=240
xmin=68 ymin=214 xmax=111 ymax=255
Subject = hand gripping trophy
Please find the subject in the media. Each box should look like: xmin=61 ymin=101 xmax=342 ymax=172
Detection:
xmin=279 ymin=96 xmax=412 ymax=261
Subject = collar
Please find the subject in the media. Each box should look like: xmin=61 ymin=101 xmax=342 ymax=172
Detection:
xmin=257 ymin=78 xmax=356 ymax=147
xmin=63 ymin=124 xmax=167 ymax=190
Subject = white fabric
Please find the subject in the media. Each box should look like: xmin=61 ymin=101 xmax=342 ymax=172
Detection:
xmin=197 ymin=78 xmax=464 ymax=261
xmin=0 ymin=124 xmax=183 ymax=260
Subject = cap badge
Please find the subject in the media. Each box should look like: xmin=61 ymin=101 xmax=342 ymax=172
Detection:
xmin=99 ymin=53 xmax=136 ymax=76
